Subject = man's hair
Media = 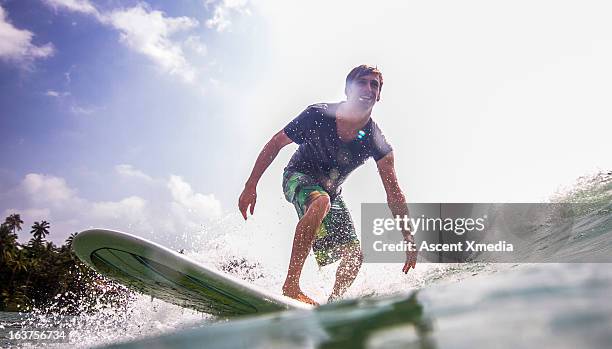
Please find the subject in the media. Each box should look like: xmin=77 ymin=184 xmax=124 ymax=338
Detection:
xmin=345 ymin=64 xmax=383 ymax=97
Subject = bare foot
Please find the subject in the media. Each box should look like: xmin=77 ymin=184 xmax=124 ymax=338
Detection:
xmin=283 ymin=288 xmax=319 ymax=306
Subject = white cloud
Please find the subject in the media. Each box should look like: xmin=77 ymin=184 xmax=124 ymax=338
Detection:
xmin=115 ymin=164 xmax=154 ymax=182
xmin=106 ymin=4 xmax=199 ymax=83
xmin=168 ymin=175 xmax=222 ymax=218
xmin=184 ymin=35 xmax=207 ymax=56
xmin=45 ymin=90 xmax=71 ymax=97
xmin=21 ymin=173 xmax=78 ymax=205
xmin=91 ymin=196 xmax=147 ymax=221
xmin=205 ymin=0 xmax=250 ymax=32
xmin=69 ymin=105 xmax=96 ymax=115
xmin=38 ymin=1 xmax=253 ymax=82
xmin=41 ymin=0 xmax=100 ymax=18
xmin=64 ymin=65 xmax=75 ymax=84
xmin=41 ymin=1 xmax=202 ymax=83
xmin=3 ymin=171 xmax=223 ymax=243
xmin=44 ymin=89 xmax=97 ymax=115
xmin=0 ymin=5 xmax=54 ymax=63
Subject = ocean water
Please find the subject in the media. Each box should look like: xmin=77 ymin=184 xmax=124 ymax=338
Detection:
xmin=1 ymin=172 xmax=610 ymax=348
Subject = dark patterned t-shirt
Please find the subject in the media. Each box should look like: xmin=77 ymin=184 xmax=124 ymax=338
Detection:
xmin=283 ymin=102 xmax=392 ymax=196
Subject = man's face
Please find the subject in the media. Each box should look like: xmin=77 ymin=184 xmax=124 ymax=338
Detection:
xmin=346 ymin=73 xmax=381 ymax=110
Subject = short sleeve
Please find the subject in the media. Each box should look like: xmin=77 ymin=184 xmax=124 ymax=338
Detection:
xmin=370 ymin=122 xmax=393 ymax=161
xmin=283 ymin=107 xmax=315 ymax=144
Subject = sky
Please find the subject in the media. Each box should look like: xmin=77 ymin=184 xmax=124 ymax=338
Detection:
xmin=1 ymin=0 xmax=611 ymax=247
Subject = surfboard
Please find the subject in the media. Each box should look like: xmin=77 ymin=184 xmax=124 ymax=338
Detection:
xmin=72 ymin=229 xmax=313 ymax=317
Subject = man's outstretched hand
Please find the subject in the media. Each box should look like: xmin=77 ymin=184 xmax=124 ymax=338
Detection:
xmin=402 ymin=238 xmax=417 ymax=273
xmin=238 ymin=184 xmax=257 ymax=220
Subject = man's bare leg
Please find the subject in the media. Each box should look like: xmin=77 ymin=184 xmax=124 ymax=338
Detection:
xmin=282 ymin=194 xmax=330 ymax=306
xmin=328 ymin=244 xmax=364 ymax=302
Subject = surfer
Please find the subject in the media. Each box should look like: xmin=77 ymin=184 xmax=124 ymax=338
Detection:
xmin=239 ymin=65 xmax=417 ymax=305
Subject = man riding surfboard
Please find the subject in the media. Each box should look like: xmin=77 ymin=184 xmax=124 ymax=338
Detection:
xmin=239 ymin=65 xmax=417 ymax=305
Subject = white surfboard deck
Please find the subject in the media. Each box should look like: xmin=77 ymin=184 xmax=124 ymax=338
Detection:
xmin=72 ymin=229 xmax=313 ymax=317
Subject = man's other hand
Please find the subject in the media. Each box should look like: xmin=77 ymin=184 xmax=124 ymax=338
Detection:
xmin=238 ymin=184 xmax=257 ymax=220
xmin=402 ymin=238 xmax=417 ymax=273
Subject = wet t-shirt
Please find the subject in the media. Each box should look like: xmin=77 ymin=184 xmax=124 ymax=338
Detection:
xmin=283 ymin=102 xmax=393 ymax=196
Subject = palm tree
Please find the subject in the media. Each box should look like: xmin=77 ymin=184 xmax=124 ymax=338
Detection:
xmin=45 ymin=241 xmax=55 ymax=252
xmin=65 ymin=232 xmax=78 ymax=249
xmin=5 ymin=213 xmax=24 ymax=235
xmin=11 ymin=250 xmax=29 ymax=274
xmin=30 ymin=221 xmax=51 ymax=241
xmin=0 ymin=223 xmax=18 ymax=264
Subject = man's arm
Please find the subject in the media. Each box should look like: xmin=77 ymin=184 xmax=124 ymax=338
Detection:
xmin=238 ymin=130 xmax=293 ymax=220
xmin=376 ymin=152 xmax=417 ymax=273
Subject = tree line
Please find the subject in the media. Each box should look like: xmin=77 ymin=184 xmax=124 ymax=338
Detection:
xmin=0 ymin=213 xmax=130 ymax=313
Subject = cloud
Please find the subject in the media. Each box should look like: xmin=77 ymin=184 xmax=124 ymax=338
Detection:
xmin=45 ymin=90 xmax=71 ymax=97
xmin=41 ymin=0 xmax=100 ymax=18
xmin=115 ymin=164 xmax=154 ymax=182
xmin=69 ymin=104 xmax=96 ymax=115
xmin=0 ymin=5 xmax=54 ymax=64
xmin=106 ymin=4 xmax=199 ymax=82
xmin=90 ymin=196 xmax=147 ymax=221
xmin=2 ymin=170 xmax=223 ymax=243
xmin=184 ymin=35 xmax=207 ymax=56
xmin=205 ymin=0 xmax=250 ymax=32
xmin=45 ymin=89 xmax=97 ymax=115
xmin=39 ymin=1 xmax=252 ymax=82
xmin=41 ymin=1 xmax=202 ymax=83
xmin=21 ymin=173 xmax=79 ymax=206
xmin=168 ymin=175 xmax=222 ymax=218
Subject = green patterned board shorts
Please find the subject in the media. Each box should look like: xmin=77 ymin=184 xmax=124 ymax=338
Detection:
xmin=282 ymin=171 xmax=360 ymax=267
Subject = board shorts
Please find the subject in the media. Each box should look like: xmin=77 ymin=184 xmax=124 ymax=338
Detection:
xmin=282 ymin=170 xmax=360 ymax=267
